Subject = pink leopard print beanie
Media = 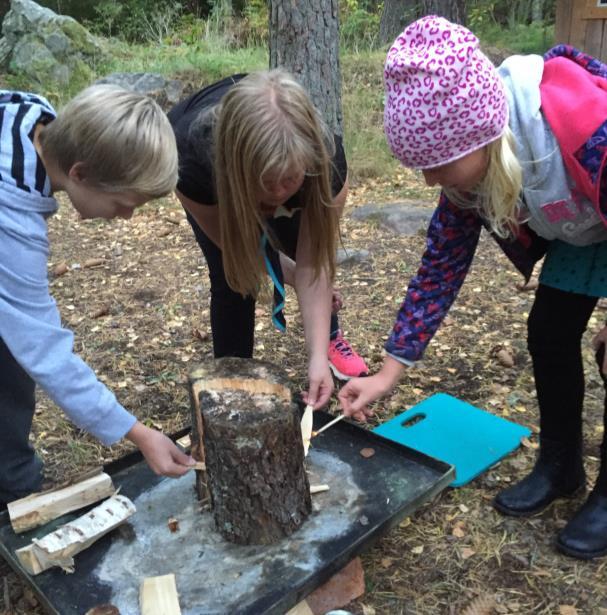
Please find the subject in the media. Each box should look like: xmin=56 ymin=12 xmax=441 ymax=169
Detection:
xmin=383 ymin=15 xmax=508 ymax=169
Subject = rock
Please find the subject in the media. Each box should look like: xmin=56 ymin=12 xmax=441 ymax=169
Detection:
xmin=95 ymin=72 xmax=187 ymax=111
xmin=350 ymin=201 xmax=433 ymax=236
xmin=0 ymin=0 xmax=106 ymax=87
xmin=336 ymin=247 xmax=370 ymax=266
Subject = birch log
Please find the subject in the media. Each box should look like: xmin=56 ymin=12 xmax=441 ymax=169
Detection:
xmin=8 ymin=472 xmax=115 ymax=533
xmin=189 ymin=358 xmax=311 ymax=545
xmin=16 ymin=494 xmax=136 ymax=574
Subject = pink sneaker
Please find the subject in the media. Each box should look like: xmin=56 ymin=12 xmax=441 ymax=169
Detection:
xmin=328 ymin=331 xmax=369 ymax=380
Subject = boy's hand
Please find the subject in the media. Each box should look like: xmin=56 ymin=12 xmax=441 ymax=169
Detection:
xmin=126 ymin=422 xmax=195 ymax=477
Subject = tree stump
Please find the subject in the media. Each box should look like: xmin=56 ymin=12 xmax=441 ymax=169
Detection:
xmin=189 ymin=358 xmax=311 ymax=545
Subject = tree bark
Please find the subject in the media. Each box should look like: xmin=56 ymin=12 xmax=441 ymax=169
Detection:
xmin=269 ymin=0 xmax=343 ymax=136
xmin=421 ymin=0 xmax=467 ymax=25
xmin=189 ymin=358 xmax=311 ymax=545
xmin=380 ymin=0 xmax=415 ymax=45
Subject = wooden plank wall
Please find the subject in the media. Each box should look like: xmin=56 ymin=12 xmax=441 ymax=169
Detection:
xmin=556 ymin=0 xmax=607 ymax=62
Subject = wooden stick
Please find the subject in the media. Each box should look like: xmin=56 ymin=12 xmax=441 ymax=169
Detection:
xmin=310 ymin=484 xmax=329 ymax=494
xmin=16 ymin=494 xmax=136 ymax=575
xmin=8 ymin=472 xmax=115 ymax=534
xmin=311 ymin=414 xmax=346 ymax=437
xmin=140 ymin=574 xmax=182 ymax=615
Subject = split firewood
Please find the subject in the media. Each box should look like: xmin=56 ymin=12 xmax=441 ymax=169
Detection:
xmin=310 ymin=484 xmax=329 ymax=494
xmin=16 ymin=494 xmax=136 ymax=575
xmin=140 ymin=574 xmax=181 ymax=615
xmin=301 ymin=404 xmax=313 ymax=456
xmin=8 ymin=472 xmax=115 ymax=534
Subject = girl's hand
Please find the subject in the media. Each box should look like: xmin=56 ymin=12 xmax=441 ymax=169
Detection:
xmin=338 ymin=356 xmax=406 ymax=421
xmin=126 ymin=422 xmax=195 ymax=477
xmin=593 ymin=325 xmax=607 ymax=375
xmin=331 ymin=288 xmax=343 ymax=314
xmin=303 ymin=356 xmax=334 ymax=409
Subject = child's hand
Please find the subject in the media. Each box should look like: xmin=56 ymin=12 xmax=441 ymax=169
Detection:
xmin=338 ymin=356 xmax=406 ymax=421
xmin=126 ymin=422 xmax=195 ymax=477
xmin=338 ymin=374 xmax=390 ymax=421
xmin=303 ymin=357 xmax=334 ymax=409
xmin=593 ymin=326 xmax=607 ymax=375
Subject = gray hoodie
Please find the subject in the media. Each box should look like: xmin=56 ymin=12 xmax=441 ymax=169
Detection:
xmin=0 ymin=91 xmax=136 ymax=445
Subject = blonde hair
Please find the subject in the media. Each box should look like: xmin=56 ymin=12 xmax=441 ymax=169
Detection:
xmin=214 ymin=69 xmax=340 ymax=298
xmin=39 ymin=84 xmax=178 ymax=199
xmin=445 ymin=127 xmax=522 ymax=238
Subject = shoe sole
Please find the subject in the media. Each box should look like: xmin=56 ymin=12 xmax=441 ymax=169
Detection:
xmin=492 ymin=485 xmax=586 ymax=518
xmin=556 ymin=538 xmax=607 ymax=560
xmin=329 ymin=363 xmax=368 ymax=382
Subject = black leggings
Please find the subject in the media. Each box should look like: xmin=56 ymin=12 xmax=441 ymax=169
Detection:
xmin=527 ymin=284 xmax=600 ymax=441
xmin=186 ymin=210 xmax=339 ymax=358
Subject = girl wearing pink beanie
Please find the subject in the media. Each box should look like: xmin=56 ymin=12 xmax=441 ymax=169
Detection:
xmin=339 ymin=15 xmax=607 ymax=559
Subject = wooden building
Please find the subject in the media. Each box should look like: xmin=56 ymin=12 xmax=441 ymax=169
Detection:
xmin=556 ymin=0 xmax=607 ymax=61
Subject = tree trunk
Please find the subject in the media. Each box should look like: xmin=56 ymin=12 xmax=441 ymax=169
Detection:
xmin=379 ymin=0 xmax=415 ymax=44
xmin=421 ymin=0 xmax=467 ymax=25
xmin=269 ymin=0 xmax=343 ymax=136
xmin=189 ymin=358 xmax=311 ymax=545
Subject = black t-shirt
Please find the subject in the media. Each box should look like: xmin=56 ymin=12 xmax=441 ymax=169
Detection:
xmin=168 ymin=74 xmax=347 ymax=207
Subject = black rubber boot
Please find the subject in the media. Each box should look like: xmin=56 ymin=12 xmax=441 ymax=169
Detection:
xmin=556 ymin=490 xmax=607 ymax=559
xmin=556 ymin=343 xmax=607 ymax=559
xmin=493 ymin=437 xmax=585 ymax=517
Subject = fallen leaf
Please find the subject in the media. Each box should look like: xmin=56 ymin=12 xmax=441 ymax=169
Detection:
xmin=83 ymin=257 xmax=105 ymax=268
xmin=559 ymin=607 xmax=578 ymax=615
xmin=460 ymin=547 xmax=476 ymax=559
xmin=516 ymin=278 xmax=538 ymax=292
xmin=85 ymin=607 xmax=120 ymax=615
xmin=380 ymin=558 xmax=393 ymax=569
xmin=452 ymin=523 xmax=465 ymax=538
xmin=53 ymin=262 xmax=69 ymax=276
xmin=496 ymin=349 xmax=514 ymax=367
xmin=411 ymin=545 xmax=424 ymax=555
xmin=91 ymin=305 xmax=110 ymax=319
xmin=360 ymin=447 xmax=375 ymax=458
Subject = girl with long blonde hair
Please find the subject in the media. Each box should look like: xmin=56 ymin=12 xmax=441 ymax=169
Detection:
xmin=169 ymin=70 xmax=368 ymax=409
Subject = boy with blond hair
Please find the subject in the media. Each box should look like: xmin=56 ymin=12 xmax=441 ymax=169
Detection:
xmin=0 ymin=85 xmax=194 ymax=506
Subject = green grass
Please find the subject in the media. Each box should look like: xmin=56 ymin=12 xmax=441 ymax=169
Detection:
xmin=477 ymin=21 xmax=555 ymax=55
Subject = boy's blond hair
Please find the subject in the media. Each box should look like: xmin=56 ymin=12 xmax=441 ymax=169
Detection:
xmin=445 ymin=127 xmax=523 ymax=238
xmin=39 ymin=84 xmax=178 ymax=198
xmin=214 ymin=69 xmax=340 ymax=298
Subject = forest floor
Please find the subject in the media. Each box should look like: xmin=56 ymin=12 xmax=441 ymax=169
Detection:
xmin=2 ymin=171 xmax=607 ymax=615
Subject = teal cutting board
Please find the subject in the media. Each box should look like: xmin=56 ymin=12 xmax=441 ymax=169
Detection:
xmin=373 ymin=393 xmax=531 ymax=487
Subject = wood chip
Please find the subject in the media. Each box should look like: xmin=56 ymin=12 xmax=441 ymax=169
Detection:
xmin=167 ymin=517 xmax=179 ymax=533
xmin=360 ymin=447 xmax=375 ymax=458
